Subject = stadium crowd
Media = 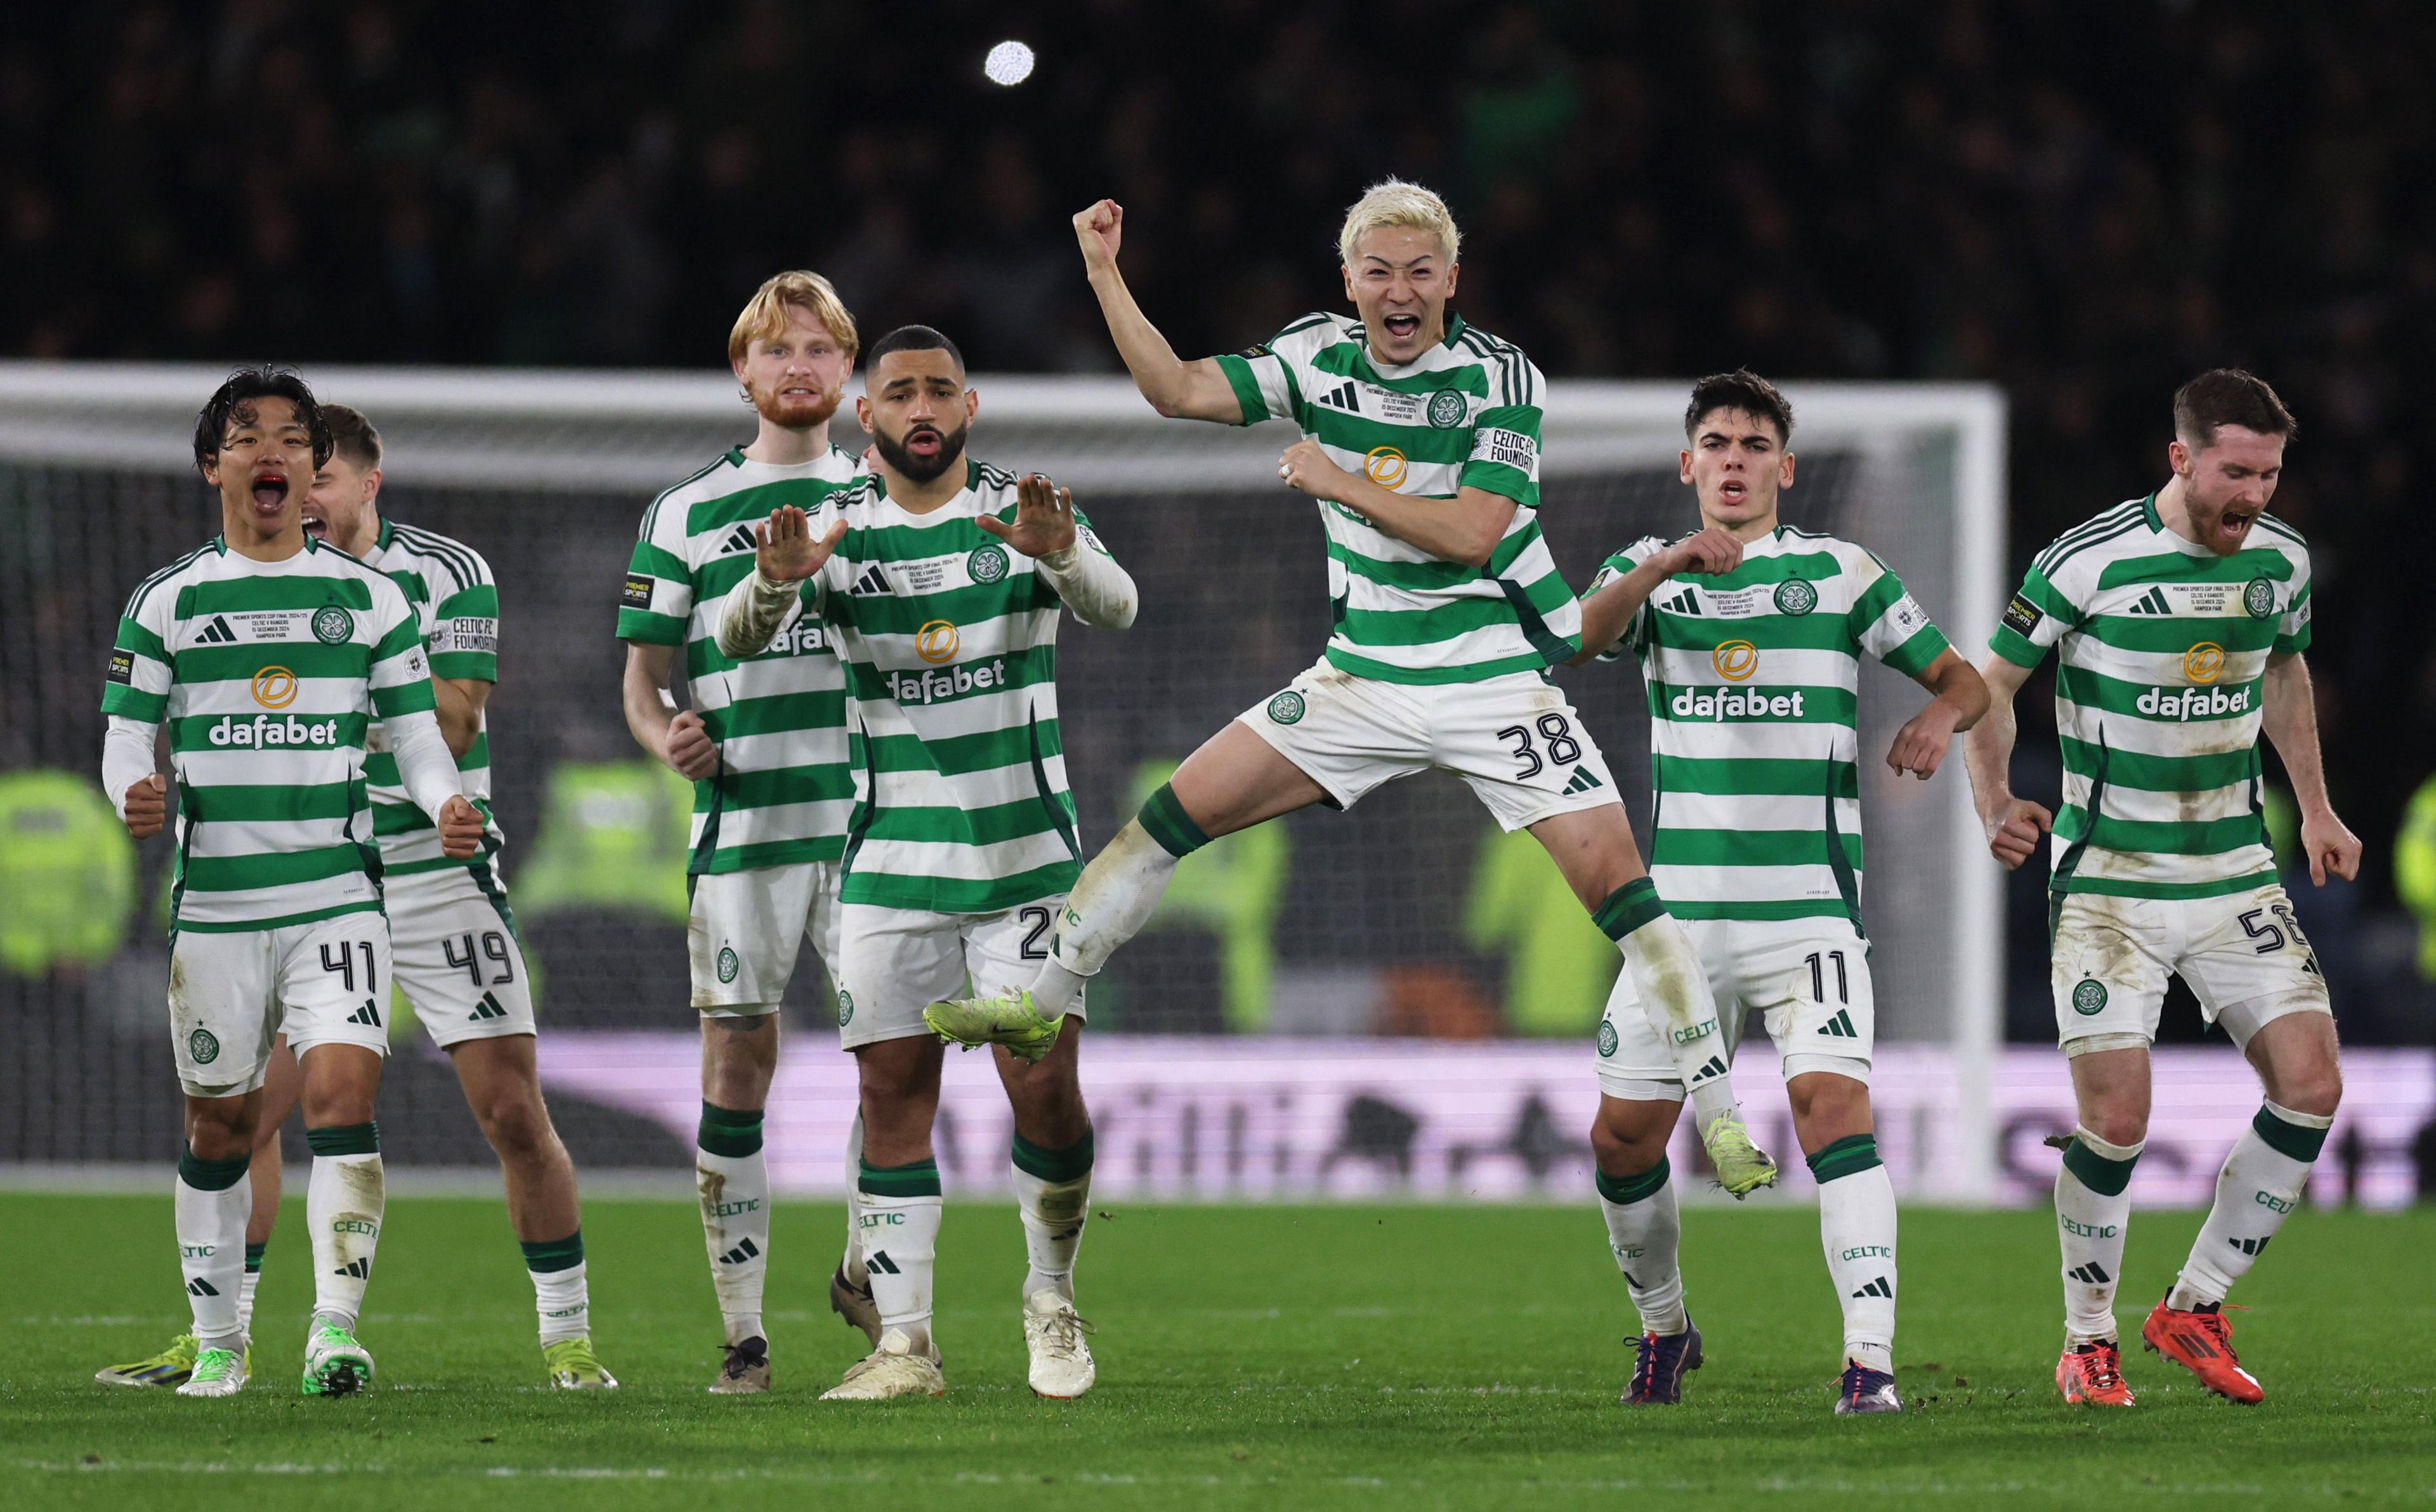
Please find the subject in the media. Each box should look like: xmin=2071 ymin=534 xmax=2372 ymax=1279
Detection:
xmin=5 ymin=1 xmax=2433 ymax=1032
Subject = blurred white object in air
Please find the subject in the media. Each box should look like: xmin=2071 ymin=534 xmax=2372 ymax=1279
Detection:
xmin=985 ymin=41 xmax=1036 ymax=87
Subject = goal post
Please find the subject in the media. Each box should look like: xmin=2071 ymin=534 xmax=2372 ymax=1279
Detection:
xmin=0 ymin=363 xmax=2007 ymax=1201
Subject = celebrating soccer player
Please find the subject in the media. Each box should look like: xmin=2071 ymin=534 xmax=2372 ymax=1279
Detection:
xmin=723 ymin=325 xmax=1136 ymax=1402
xmin=1964 ymin=370 xmax=2358 ymax=1407
xmin=618 ymin=271 xmax=870 ymax=1393
xmin=924 ymin=180 xmax=1779 ymax=1194
xmin=98 ymin=369 xmax=483 ymax=1398
xmin=98 ymin=405 xmax=617 ymax=1391
xmin=1568 ymin=372 xmax=1988 ymax=1413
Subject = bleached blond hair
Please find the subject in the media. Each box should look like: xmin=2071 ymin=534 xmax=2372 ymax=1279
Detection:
xmin=1337 ymin=178 xmax=1461 ymax=269
xmin=728 ymin=270 xmax=860 ymax=366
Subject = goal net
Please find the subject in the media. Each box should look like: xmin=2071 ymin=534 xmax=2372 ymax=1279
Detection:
xmin=0 ymin=364 xmax=2007 ymax=1201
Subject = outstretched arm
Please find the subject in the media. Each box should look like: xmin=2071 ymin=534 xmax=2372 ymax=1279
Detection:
xmin=1961 ymin=653 xmax=2050 ymax=870
xmin=1563 ymin=530 xmax=1745 ymax=666
xmin=1886 ymin=649 xmax=1990 ymax=779
xmin=719 ymin=506 xmax=845 ymax=660
xmin=1075 ymin=200 xmax=1245 ymax=423
xmin=2262 ymin=651 xmax=2361 ymax=885
xmin=979 ymin=474 xmax=1138 ymax=630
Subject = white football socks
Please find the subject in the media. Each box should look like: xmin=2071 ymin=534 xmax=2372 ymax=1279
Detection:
xmin=1011 ymin=1131 xmax=1095 ymax=1301
xmin=1811 ymin=1135 xmax=1898 ymax=1372
xmin=303 ymin=1124 xmax=384 ymax=1331
xmin=520 ymin=1231 xmax=589 ymax=1345
xmin=1035 ymin=813 xmax=1193 ymax=1019
xmin=2170 ymin=1100 xmax=2331 ymax=1311
xmin=2055 ymin=1126 xmax=2142 ymax=1345
xmin=842 ymin=1108 xmax=869 ymax=1289
xmin=858 ymin=1159 xmax=943 ymax=1352
xmin=1596 ymin=1157 xmax=1686 ymax=1335
xmin=1604 ymin=882 xmax=1736 ymax=1128
xmin=697 ymin=1102 xmax=771 ymax=1345
xmin=175 ymin=1145 xmax=251 ymax=1353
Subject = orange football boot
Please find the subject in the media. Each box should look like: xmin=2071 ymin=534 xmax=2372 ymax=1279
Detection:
xmin=2055 ymin=1340 xmax=2137 ymax=1406
xmin=2142 ymin=1294 xmax=2263 ymax=1404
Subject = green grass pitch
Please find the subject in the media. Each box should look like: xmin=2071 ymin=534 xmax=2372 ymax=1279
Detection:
xmin=4 ymin=1192 xmax=2432 ymax=1509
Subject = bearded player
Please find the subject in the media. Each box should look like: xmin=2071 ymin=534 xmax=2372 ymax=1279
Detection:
xmin=1569 ymin=371 xmax=1987 ymax=1413
xmin=99 ymin=405 xmax=615 ymax=1390
xmin=619 ymin=271 xmax=871 ymax=1392
xmin=926 ymin=181 xmax=1776 ymax=1194
xmin=1964 ymin=370 xmax=2358 ymax=1407
xmin=724 ymin=325 xmax=1136 ymax=1400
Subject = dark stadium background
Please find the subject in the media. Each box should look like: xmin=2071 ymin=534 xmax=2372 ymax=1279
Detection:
xmin=3 ymin=0 xmax=2429 ymax=1055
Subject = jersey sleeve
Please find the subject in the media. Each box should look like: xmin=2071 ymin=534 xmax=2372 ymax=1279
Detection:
xmin=1459 ymin=355 xmax=1544 ymax=509
xmin=1989 ymin=555 xmax=2085 ymax=668
xmin=1210 ymin=316 xmax=1322 ymax=427
xmin=1847 ymin=551 xmax=1952 ymax=678
xmin=367 ymin=578 xmax=438 ymax=720
xmin=2275 ymin=548 xmax=2312 ymax=656
xmin=425 ymin=545 xmax=501 ymax=683
xmin=100 ymin=577 xmax=175 ymax=724
xmin=1583 ymin=536 xmax=1667 ymax=661
xmin=618 ymin=493 xmax=693 ymax=644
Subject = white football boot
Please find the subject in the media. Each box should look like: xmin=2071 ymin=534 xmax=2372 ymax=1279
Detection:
xmin=1022 ymin=1289 xmax=1097 ymax=1399
xmin=820 ymin=1327 xmax=945 ymax=1401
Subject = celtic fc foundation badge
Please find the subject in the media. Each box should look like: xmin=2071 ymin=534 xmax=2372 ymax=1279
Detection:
xmin=1774 ymin=578 xmax=1818 ymax=616
xmin=2072 ymin=979 xmax=2109 ymax=1016
xmin=1427 ymin=389 xmax=1467 ymax=428
xmin=716 ymin=946 xmax=740 ymax=984
xmin=311 ymin=604 xmax=355 ymax=644
xmin=1266 ymin=690 xmax=1306 ymax=724
xmin=2243 ymin=577 xmax=2276 ymax=618
xmin=1597 ymin=1021 xmax=1619 ymax=1057
xmin=967 ymin=544 xmax=1009 ymax=584
xmin=188 ymin=1027 xmax=220 ymax=1064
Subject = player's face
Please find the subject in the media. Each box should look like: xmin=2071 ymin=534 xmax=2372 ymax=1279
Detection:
xmin=858 ymin=348 xmax=974 ymax=485
xmin=303 ymin=454 xmax=378 ymax=549
xmin=2170 ymin=425 xmax=2284 ymax=554
xmin=1342 ymin=227 xmax=1457 ymax=365
xmin=200 ymin=396 xmax=317 ymax=539
xmin=735 ymin=306 xmax=853 ymax=431
xmin=1680 ymin=408 xmax=1794 ymax=530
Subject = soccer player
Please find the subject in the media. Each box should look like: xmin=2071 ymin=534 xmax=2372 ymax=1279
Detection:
xmin=1569 ymin=372 xmax=1988 ymax=1414
xmin=722 ymin=324 xmax=1137 ymax=1402
xmin=926 ymin=181 xmax=1779 ymax=1194
xmin=619 ymin=271 xmax=868 ymax=1393
xmin=100 ymin=368 xmax=483 ymax=1397
xmin=98 ymin=405 xmax=617 ymax=1391
xmin=1964 ymin=370 xmax=2358 ymax=1407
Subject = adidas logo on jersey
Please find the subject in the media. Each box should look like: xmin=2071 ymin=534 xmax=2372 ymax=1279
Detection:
xmin=1661 ymin=589 xmax=1701 ymax=615
xmin=2125 ymin=587 xmax=2173 ymax=615
xmin=2136 ymin=684 xmax=2252 ymax=720
xmin=719 ymin=525 xmax=759 ymax=556
xmin=853 ymin=564 xmax=891 ymax=597
xmin=196 ymin=615 xmax=240 ymax=644
xmin=1819 ymin=1009 xmax=1859 ymax=1038
xmin=1314 ymin=381 xmax=1361 ymax=412
xmin=1850 ymin=1276 xmax=1894 ymax=1300
xmin=207 ymin=714 xmax=343 ymax=748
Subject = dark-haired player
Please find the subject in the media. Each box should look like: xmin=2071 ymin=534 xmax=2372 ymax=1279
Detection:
xmin=724 ymin=325 xmax=1136 ymax=1402
xmin=1966 ymin=370 xmax=2359 ymax=1408
xmin=927 ymin=180 xmax=1782 ymax=1197
xmin=99 ymin=368 xmax=483 ymax=1397
xmin=1569 ymin=371 xmax=1986 ymax=1414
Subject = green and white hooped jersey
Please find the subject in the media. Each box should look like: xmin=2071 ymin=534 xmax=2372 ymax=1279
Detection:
xmin=1589 ymin=528 xmax=1953 ymax=925
xmin=809 ymin=459 xmax=1108 ymax=914
xmin=360 ymin=519 xmax=502 ymax=879
xmin=102 ymin=536 xmax=436 ymax=932
xmin=618 ymin=446 xmax=862 ymax=875
xmin=1213 ymin=312 xmax=1580 ymax=684
xmin=1991 ymin=493 xmax=2311 ymax=899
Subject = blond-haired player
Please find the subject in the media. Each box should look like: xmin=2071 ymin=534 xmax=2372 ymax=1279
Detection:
xmin=618 ymin=271 xmax=870 ymax=1392
xmin=926 ymin=181 xmax=1776 ymax=1194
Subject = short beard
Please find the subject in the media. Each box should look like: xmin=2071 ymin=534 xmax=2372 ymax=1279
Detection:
xmin=751 ymin=381 xmax=841 ymax=431
xmin=874 ymin=421 xmax=968 ymax=484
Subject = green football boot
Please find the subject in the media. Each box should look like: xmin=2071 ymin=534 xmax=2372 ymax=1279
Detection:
xmin=1699 ymin=1111 xmax=1781 ymax=1199
xmin=175 ymin=1345 xmax=248 ymax=1398
xmin=922 ymin=988 xmax=1062 ymax=1063
xmin=542 ymin=1336 xmax=620 ymax=1389
xmin=97 ymin=1332 xmax=197 ymax=1388
xmin=301 ymin=1322 xmax=374 ymax=1397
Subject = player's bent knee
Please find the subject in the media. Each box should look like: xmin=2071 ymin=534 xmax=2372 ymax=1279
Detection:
xmin=1785 ymin=1072 xmax=1872 ymax=1145
xmin=1591 ymin=1096 xmax=1677 ymax=1171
